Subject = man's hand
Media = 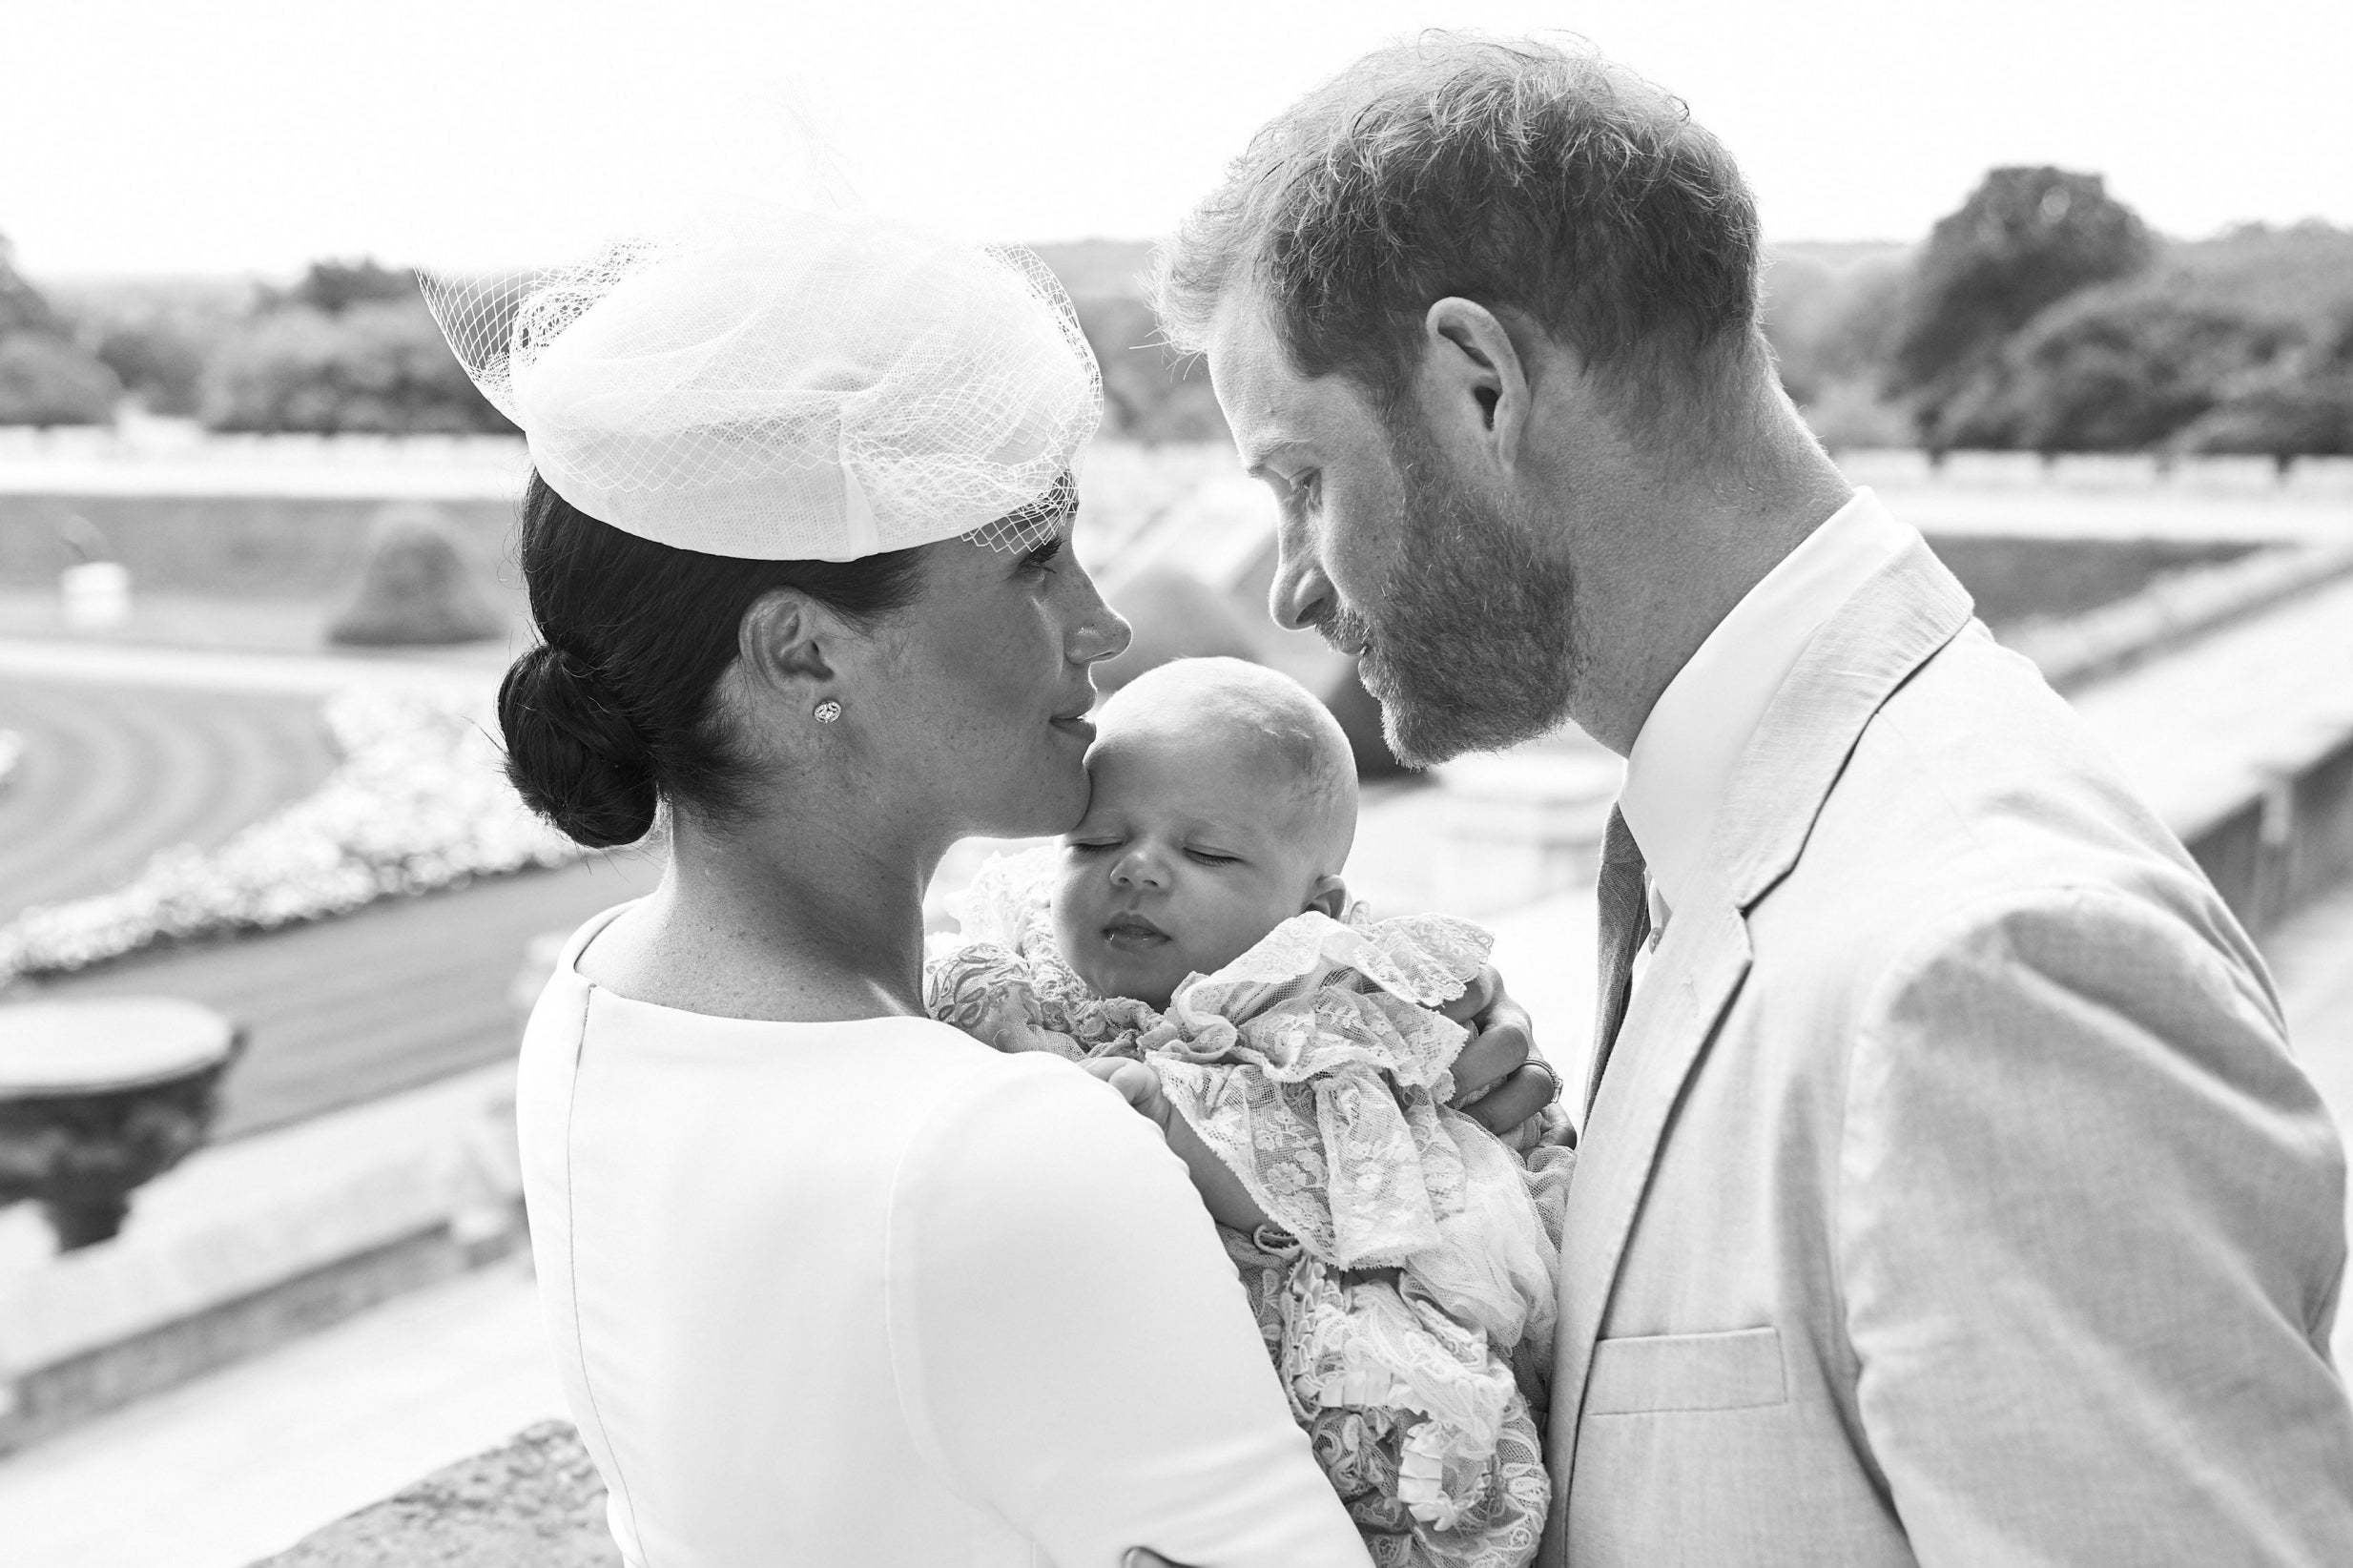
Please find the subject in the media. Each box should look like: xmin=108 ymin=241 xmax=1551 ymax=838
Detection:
xmin=1442 ymin=965 xmax=1561 ymax=1144
xmin=1083 ymin=1057 xmax=1271 ymax=1233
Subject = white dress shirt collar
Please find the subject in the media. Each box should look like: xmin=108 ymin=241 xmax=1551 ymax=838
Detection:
xmin=1620 ymin=488 xmax=1917 ymax=925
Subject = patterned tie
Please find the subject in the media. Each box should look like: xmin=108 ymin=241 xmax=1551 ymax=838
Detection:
xmin=1585 ymin=805 xmax=1653 ymax=1110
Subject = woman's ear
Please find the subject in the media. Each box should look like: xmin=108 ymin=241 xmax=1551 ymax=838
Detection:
xmin=1305 ymin=874 xmax=1349 ymax=920
xmin=736 ymin=588 xmax=840 ymax=707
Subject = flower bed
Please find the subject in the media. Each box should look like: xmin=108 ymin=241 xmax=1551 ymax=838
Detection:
xmin=0 ymin=688 xmax=584 ymax=985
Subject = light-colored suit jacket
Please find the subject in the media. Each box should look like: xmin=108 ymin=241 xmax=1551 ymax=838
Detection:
xmin=1543 ymin=538 xmax=2353 ymax=1564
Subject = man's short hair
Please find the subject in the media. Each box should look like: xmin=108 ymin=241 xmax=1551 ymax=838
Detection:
xmin=1156 ymin=32 xmax=1764 ymax=423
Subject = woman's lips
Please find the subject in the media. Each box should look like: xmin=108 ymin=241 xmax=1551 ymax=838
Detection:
xmin=1048 ymin=714 xmax=1096 ymax=743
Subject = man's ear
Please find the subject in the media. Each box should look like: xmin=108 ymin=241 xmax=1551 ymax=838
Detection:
xmin=1418 ymin=297 xmax=1552 ymax=473
xmin=1305 ymin=874 xmax=1349 ymax=920
xmin=736 ymin=588 xmax=841 ymax=708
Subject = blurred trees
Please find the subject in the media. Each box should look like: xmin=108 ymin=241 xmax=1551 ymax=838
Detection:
xmin=1924 ymin=222 xmax=2353 ymax=465
xmin=1764 ymin=249 xmax=1910 ymax=406
xmin=1071 ymin=294 xmax=1229 ymax=444
xmin=0 ymin=236 xmax=65 ymax=340
xmin=275 ymin=258 xmax=415 ymax=317
xmin=0 ymin=243 xmax=506 ymax=433
xmin=1890 ymin=167 xmax=2155 ymax=413
xmin=0 ymin=231 xmax=122 ymax=424
xmin=93 ymin=320 xmax=211 ymax=416
xmin=3 ymin=208 xmax=2344 ymax=461
xmin=2171 ymin=300 xmax=2353 ymax=467
xmin=198 ymin=258 xmax=514 ymax=435
xmin=1759 ymin=167 xmax=2353 ymax=469
xmin=63 ymin=278 xmax=249 ymax=417
xmin=1765 ymin=246 xmax=1914 ymax=448
xmin=0 ymin=334 xmax=123 ymax=424
xmin=1029 ymin=243 xmax=1232 ymax=444
xmin=1934 ymin=286 xmax=2293 ymax=452
xmin=203 ymin=297 xmax=512 ymax=435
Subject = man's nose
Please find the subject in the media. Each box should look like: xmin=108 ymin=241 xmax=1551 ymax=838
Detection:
xmin=1269 ymin=529 xmax=1334 ymax=633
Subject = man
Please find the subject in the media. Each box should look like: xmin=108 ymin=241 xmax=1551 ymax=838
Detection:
xmin=1159 ymin=32 xmax=2353 ymax=1564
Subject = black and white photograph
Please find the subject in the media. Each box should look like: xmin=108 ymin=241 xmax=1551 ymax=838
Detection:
xmin=1 ymin=1 xmax=2350 ymax=1563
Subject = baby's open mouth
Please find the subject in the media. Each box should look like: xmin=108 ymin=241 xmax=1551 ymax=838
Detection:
xmin=1100 ymin=913 xmax=1169 ymax=949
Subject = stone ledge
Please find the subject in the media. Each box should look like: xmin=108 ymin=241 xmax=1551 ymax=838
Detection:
xmin=2185 ymin=720 xmax=2353 ymax=939
xmin=252 ymin=1420 xmax=617 ymax=1567
xmin=0 ymin=1062 xmax=524 ymax=1454
xmin=2010 ymin=538 xmax=2353 ymax=692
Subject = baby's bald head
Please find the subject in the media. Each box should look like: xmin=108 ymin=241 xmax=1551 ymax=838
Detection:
xmin=1058 ymin=658 xmax=1359 ymax=1005
xmin=1092 ymin=657 xmax=1358 ymax=872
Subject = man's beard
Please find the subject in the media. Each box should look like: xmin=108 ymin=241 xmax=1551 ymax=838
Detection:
xmin=1335 ymin=415 xmax=1579 ymax=768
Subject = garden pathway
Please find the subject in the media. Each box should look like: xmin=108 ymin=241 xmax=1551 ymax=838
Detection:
xmin=0 ymin=679 xmax=336 ymax=926
xmin=0 ymin=641 xmax=629 ymax=1140
xmin=0 ymin=639 xmax=659 ymax=1142
xmin=30 ymin=850 xmax=662 ymax=1143
xmin=2066 ymin=568 xmax=2353 ymax=834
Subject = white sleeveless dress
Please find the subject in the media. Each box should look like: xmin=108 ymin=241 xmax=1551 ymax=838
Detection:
xmin=516 ymin=902 xmax=1370 ymax=1567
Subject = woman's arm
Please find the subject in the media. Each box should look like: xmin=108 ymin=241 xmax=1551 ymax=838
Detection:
xmin=885 ymin=1055 xmax=1370 ymax=1568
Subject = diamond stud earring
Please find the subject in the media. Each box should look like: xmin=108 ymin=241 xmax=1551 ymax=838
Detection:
xmin=813 ymin=699 xmax=842 ymax=724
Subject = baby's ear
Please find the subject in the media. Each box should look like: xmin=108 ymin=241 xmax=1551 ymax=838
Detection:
xmin=1305 ymin=874 xmax=1348 ymax=919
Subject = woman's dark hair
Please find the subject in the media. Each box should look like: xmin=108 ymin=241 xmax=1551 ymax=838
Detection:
xmin=499 ymin=471 xmax=926 ymax=848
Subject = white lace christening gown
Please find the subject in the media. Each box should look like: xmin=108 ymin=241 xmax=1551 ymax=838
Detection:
xmin=926 ymin=850 xmax=1577 ymax=1568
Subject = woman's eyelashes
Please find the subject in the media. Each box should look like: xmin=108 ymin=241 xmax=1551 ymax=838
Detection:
xmin=1020 ymin=535 xmax=1065 ymax=573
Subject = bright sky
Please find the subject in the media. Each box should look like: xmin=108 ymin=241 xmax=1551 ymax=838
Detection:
xmin=7 ymin=0 xmax=2348 ymax=278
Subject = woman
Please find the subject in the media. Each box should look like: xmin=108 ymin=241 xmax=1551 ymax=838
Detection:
xmin=433 ymin=206 xmax=1545 ymax=1566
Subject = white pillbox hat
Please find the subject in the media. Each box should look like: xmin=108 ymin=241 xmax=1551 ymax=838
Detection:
xmin=423 ymin=206 xmax=1101 ymax=561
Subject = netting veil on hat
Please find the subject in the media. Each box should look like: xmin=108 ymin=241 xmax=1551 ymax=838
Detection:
xmin=421 ymin=207 xmax=1101 ymax=560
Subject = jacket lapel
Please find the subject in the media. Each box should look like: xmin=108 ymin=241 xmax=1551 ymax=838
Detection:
xmin=1543 ymin=538 xmax=1976 ymax=1535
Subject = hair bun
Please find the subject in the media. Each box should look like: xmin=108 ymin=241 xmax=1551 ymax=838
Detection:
xmin=498 ymin=643 xmax=660 ymax=848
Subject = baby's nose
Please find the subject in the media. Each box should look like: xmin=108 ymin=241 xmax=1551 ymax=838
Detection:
xmin=1111 ymin=847 xmax=1166 ymax=888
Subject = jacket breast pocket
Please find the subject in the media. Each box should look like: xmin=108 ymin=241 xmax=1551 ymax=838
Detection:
xmin=1586 ymin=1326 xmax=1786 ymax=1415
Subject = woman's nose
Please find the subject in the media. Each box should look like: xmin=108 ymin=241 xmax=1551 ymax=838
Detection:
xmin=1065 ymin=562 xmax=1133 ymax=667
xmin=1269 ymin=523 xmax=1335 ymax=633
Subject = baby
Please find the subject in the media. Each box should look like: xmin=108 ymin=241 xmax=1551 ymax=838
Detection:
xmin=929 ymin=657 xmax=1568 ymax=1568
xmin=1056 ymin=653 xmax=1358 ymax=1013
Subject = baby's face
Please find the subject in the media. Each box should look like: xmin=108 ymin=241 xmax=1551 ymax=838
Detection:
xmin=1053 ymin=722 xmax=1339 ymax=1010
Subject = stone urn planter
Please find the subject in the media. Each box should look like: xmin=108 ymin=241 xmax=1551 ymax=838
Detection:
xmin=0 ymin=998 xmax=242 ymax=1250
